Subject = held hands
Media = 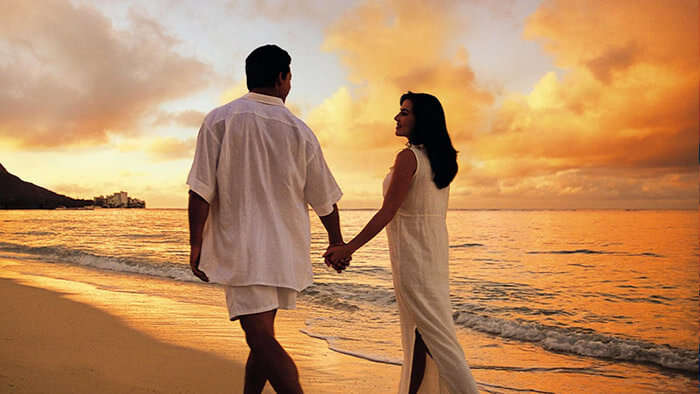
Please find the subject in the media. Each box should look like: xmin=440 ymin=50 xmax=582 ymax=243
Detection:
xmin=323 ymin=243 xmax=354 ymax=273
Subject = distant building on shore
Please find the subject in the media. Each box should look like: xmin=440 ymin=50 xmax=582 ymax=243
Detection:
xmin=94 ymin=191 xmax=145 ymax=208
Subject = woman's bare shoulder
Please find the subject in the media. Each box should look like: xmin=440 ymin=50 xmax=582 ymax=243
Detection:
xmin=394 ymin=148 xmax=417 ymax=174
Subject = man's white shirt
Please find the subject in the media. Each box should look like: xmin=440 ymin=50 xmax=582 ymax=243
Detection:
xmin=187 ymin=92 xmax=342 ymax=290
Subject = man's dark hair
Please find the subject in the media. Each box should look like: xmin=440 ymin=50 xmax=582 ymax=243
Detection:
xmin=245 ymin=44 xmax=291 ymax=90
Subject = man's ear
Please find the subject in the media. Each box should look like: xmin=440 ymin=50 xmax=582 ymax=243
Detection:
xmin=275 ymin=72 xmax=285 ymax=87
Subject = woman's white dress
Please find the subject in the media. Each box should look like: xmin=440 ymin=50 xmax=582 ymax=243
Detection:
xmin=383 ymin=145 xmax=479 ymax=394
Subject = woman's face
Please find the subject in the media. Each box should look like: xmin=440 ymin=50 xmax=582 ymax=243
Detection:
xmin=394 ymin=99 xmax=415 ymax=138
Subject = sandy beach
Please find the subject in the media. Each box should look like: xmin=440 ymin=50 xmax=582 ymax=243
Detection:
xmin=0 ymin=278 xmax=249 ymax=393
xmin=0 ymin=256 xmax=399 ymax=393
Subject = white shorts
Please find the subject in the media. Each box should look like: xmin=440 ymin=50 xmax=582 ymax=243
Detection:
xmin=224 ymin=285 xmax=297 ymax=321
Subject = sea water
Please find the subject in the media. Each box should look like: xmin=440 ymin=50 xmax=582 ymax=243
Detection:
xmin=1 ymin=209 xmax=697 ymax=392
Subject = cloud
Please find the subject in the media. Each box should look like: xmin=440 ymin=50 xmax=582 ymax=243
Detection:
xmin=524 ymin=1 xmax=698 ymax=73
xmin=302 ymin=0 xmax=492 ymax=205
xmin=304 ymin=0 xmax=697 ymax=208
xmin=115 ymin=135 xmax=195 ymax=161
xmin=225 ymin=0 xmax=350 ymax=23
xmin=0 ymin=0 xmax=211 ymax=149
xmin=147 ymin=137 xmax=195 ymax=161
xmin=152 ymin=110 xmax=206 ymax=128
xmin=584 ymin=42 xmax=642 ymax=85
xmin=456 ymin=166 xmax=698 ymax=209
xmin=459 ymin=0 xmax=699 ymax=207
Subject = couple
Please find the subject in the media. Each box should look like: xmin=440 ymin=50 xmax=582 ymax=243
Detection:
xmin=187 ymin=44 xmax=478 ymax=394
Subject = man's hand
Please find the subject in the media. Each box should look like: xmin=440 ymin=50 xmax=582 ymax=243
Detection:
xmin=190 ymin=244 xmax=209 ymax=282
xmin=323 ymin=243 xmax=352 ymax=273
xmin=188 ymin=190 xmax=210 ymax=282
xmin=318 ymin=204 xmax=350 ymax=273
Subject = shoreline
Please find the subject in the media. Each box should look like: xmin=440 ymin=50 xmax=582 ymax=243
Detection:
xmin=1 ymin=252 xmax=697 ymax=393
xmin=0 ymin=257 xmax=400 ymax=393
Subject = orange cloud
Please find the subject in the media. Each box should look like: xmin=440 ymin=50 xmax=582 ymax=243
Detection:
xmin=305 ymin=0 xmax=493 ymax=206
xmin=117 ymin=136 xmax=195 ymax=161
xmin=461 ymin=0 xmax=698 ymax=208
xmin=585 ymin=42 xmax=641 ymax=85
xmin=0 ymin=1 xmax=211 ymax=149
xmin=147 ymin=137 xmax=196 ymax=161
xmin=524 ymin=1 xmax=697 ymax=75
xmin=306 ymin=0 xmax=697 ymax=208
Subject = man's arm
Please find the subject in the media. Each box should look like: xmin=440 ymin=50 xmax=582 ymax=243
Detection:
xmin=318 ymin=204 xmax=343 ymax=245
xmin=323 ymin=149 xmax=416 ymax=265
xmin=318 ymin=204 xmax=350 ymax=272
xmin=188 ymin=190 xmax=210 ymax=282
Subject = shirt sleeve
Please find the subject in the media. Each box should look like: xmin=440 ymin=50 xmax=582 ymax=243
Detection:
xmin=304 ymin=145 xmax=343 ymax=217
xmin=186 ymin=122 xmax=221 ymax=203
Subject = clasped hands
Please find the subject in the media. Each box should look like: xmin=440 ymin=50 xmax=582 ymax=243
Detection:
xmin=324 ymin=242 xmax=354 ymax=273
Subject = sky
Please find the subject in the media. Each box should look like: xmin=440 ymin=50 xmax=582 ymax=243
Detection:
xmin=1 ymin=0 xmax=697 ymax=209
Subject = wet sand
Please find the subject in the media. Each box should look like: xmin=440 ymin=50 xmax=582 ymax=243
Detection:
xmin=0 ymin=256 xmax=399 ymax=393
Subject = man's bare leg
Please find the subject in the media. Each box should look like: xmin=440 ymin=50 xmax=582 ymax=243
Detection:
xmin=243 ymin=351 xmax=267 ymax=394
xmin=240 ymin=309 xmax=302 ymax=394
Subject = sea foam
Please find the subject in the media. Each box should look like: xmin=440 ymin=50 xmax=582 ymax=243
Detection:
xmin=453 ymin=311 xmax=698 ymax=373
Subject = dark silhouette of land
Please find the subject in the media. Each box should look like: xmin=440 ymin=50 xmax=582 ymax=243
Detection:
xmin=0 ymin=163 xmax=92 ymax=209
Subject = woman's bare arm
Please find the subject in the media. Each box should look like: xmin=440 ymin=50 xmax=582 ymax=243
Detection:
xmin=324 ymin=149 xmax=416 ymax=263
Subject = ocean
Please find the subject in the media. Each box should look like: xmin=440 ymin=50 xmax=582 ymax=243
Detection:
xmin=1 ymin=209 xmax=697 ymax=393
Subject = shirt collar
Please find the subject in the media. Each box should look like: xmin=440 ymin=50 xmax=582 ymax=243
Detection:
xmin=244 ymin=92 xmax=285 ymax=106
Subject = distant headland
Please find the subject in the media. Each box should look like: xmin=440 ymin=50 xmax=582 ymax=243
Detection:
xmin=0 ymin=163 xmax=145 ymax=209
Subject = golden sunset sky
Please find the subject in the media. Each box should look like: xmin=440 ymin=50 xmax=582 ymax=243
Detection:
xmin=1 ymin=0 xmax=697 ymax=209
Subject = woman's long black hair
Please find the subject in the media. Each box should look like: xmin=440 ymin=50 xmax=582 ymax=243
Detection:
xmin=401 ymin=92 xmax=458 ymax=189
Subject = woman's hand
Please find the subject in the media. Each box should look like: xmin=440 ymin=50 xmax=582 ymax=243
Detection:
xmin=323 ymin=244 xmax=353 ymax=273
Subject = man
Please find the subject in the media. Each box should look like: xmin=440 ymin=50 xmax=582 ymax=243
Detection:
xmin=187 ymin=44 xmax=347 ymax=394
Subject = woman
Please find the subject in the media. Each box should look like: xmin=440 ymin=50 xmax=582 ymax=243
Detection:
xmin=324 ymin=92 xmax=479 ymax=393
